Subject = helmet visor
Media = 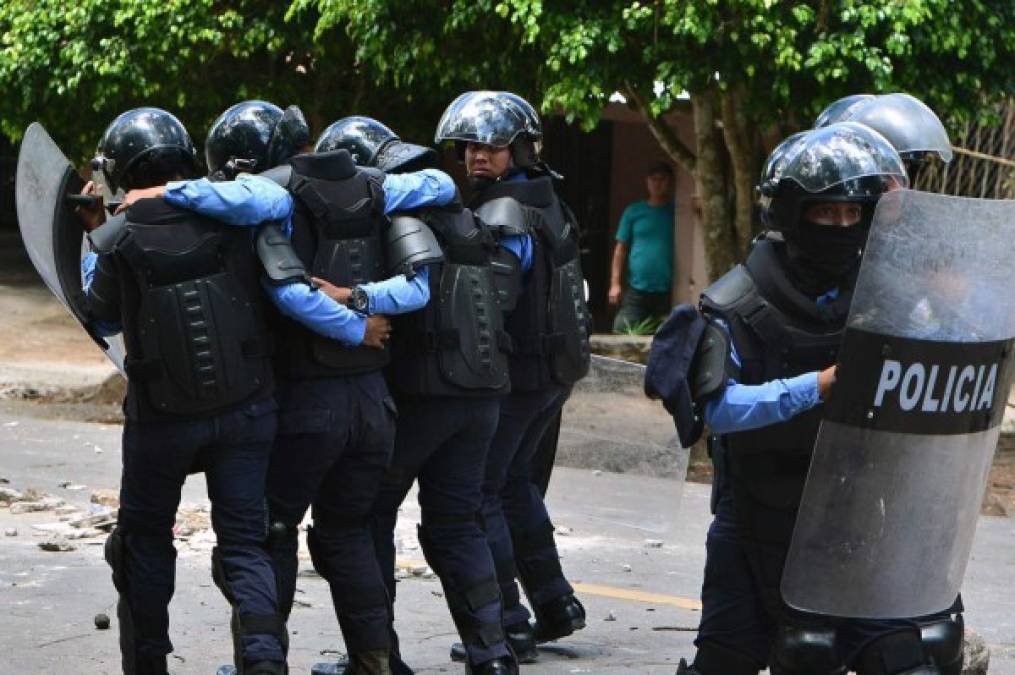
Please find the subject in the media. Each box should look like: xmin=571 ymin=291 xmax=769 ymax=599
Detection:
xmin=813 ymin=94 xmax=876 ymax=128
xmin=843 ymin=93 xmax=953 ymax=163
xmin=781 ymin=122 xmax=909 ymax=193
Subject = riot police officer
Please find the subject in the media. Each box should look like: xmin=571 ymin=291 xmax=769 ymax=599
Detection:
xmin=435 ymin=91 xmax=592 ymax=662
xmin=135 ymin=101 xmax=457 ymax=675
xmin=78 ymin=107 xmax=287 ymax=675
xmin=667 ymin=122 xmax=963 ymax=674
xmin=315 ymin=114 xmax=523 ymax=675
xmin=316 ymin=116 xmax=438 ymax=174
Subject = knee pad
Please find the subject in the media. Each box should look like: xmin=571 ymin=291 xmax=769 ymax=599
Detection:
xmin=921 ymin=616 xmax=963 ymax=675
xmin=268 ymin=519 xmax=299 ymax=545
xmin=104 ymin=528 xmax=128 ymax=592
xmin=416 ymin=514 xmax=476 ymax=572
xmin=771 ymin=626 xmax=847 ymax=675
xmin=305 ymin=525 xmax=332 ymax=580
xmin=691 ymin=640 xmax=763 ymax=675
xmin=855 ymin=627 xmax=936 ymax=675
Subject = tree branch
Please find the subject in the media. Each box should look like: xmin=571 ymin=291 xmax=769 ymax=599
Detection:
xmin=624 ymin=81 xmax=697 ymax=174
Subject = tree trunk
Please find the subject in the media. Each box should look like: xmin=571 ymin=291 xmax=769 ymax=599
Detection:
xmin=720 ymin=84 xmax=761 ymax=258
xmin=692 ymin=89 xmax=739 ymax=278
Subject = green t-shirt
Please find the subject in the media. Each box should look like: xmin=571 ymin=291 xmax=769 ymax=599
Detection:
xmin=615 ymin=200 xmax=675 ymax=293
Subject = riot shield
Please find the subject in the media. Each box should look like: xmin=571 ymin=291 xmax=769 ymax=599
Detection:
xmin=781 ymin=189 xmax=1015 ymax=618
xmin=550 ymin=355 xmax=690 ymax=533
xmin=15 ymin=123 xmax=126 ymax=372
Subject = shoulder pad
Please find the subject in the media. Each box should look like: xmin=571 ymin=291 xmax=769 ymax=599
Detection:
xmin=87 ymin=213 xmax=128 ymax=253
xmin=690 ymin=321 xmax=738 ymax=403
xmin=700 ymin=264 xmax=755 ymax=312
xmin=474 ymin=197 xmax=528 ymax=236
xmin=256 ymin=223 xmax=309 ymax=286
xmin=259 ymin=165 xmax=293 ymax=189
xmin=386 ymin=214 xmax=445 ymax=277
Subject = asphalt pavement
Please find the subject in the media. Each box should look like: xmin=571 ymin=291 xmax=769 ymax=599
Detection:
xmin=0 ymin=409 xmax=1013 ymax=674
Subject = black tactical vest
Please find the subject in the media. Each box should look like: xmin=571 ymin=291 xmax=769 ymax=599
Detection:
xmin=268 ymin=151 xmax=390 ymax=378
xmin=112 ymin=199 xmax=274 ymax=420
xmin=700 ymin=238 xmax=850 ymax=615
xmin=470 ymin=176 xmax=591 ymax=391
xmin=387 ymin=207 xmax=511 ymax=398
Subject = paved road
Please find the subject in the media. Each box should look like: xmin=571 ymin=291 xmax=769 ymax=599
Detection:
xmin=0 ymin=409 xmax=1013 ymax=674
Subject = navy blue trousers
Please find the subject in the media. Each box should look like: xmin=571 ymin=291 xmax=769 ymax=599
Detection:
xmin=116 ymin=397 xmax=283 ymax=665
xmin=372 ymin=395 xmax=509 ymax=665
xmin=267 ymin=372 xmax=396 ymax=654
xmin=482 ymin=385 xmax=574 ymax=626
xmin=696 ymin=473 xmax=953 ymax=670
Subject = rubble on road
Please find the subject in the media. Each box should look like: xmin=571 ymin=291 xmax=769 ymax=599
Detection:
xmin=0 ymin=486 xmax=24 ymax=503
xmin=90 ymin=488 xmax=119 ymax=508
xmin=10 ymin=496 xmax=65 ymax=514
xmin=38 ymin=536 xmax=75 ymax=552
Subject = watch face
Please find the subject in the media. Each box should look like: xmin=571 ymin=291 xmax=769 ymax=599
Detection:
xmin=352 ymin=288 xmax=369 ymax=312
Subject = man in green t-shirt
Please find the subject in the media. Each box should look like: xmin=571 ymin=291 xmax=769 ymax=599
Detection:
xmin=609 ymin=162 xmax=675 ymax=333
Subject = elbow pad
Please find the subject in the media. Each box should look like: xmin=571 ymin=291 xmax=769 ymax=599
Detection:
xmin=474 ymin=197 xmax=529 ymax=236
xmin=690 ymin=321 xmax=738 ymax=405
xmin=87 ymin=214 xmax=128 ymax=253
xmin=256 ymin=223 xmax=309 ymax=285
xmin=385 ymin=214 xmax=444 ymax=277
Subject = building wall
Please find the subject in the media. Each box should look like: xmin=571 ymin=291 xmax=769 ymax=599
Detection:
xmin=602 ymin=104 xmax=708 ymax=307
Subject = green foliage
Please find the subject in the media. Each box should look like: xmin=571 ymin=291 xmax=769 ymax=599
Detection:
xmin=1 ymin=0 xmax=1011 ymax=206
xmin=299 ymin=0 xmax=1013 ymax=131
xmin=616 ymin=314 xmax=664 ymax=337
xmin=0 ymin=0 xmax=357 ymax=162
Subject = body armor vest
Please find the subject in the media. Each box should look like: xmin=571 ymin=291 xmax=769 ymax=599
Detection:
xmin=388 ymin=208 xmax=510 ymax=398
xmin=700 ymin=238 xmax=851 ymax=616
xmin=113 ymin=200 xmax=274 ymax=419
xmin=271 ymin=151 xmax=390 ymax=378
xmin=471 ymin=176 xmax=591 ymax=391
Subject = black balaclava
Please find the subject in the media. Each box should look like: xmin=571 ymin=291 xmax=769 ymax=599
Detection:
xmin=784 ymin=209 xmax=872 ymax=297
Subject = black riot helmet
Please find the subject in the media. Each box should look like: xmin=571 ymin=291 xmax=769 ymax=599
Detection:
xmin=757 ymin=131 xmax=809 ymax=227
xmin=762 ymin=123 xmax=908 ymax=293
xmin=434 ymin=91 xmax=543 ymax=169
xmin=204 ymin=100 xmax=311 ymax=179
xmin=315 ymin=116 xmax=438 ymax=174
xmin=91 ymin=107 xmax=200 ymax=193
xmin=814 ymin=93 xmax=953 ymax=172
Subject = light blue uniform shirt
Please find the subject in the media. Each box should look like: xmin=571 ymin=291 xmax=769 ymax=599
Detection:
xmin=163 ymin=170 xmax=456 ymax=345
xmin=702 ymin=288 xmax=839 ymax=434
xmin=80 ymin=254 xmax=122 ymax=337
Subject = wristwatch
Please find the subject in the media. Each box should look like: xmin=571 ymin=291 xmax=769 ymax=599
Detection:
xmin=349 ymin=286 xmax=370 ymax=314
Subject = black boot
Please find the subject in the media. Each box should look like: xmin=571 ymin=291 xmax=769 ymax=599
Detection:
xmin=532 ymin=594 xmax=586 ymax=642
xmin=675 ymin=659 xmax=703 ymax=675
xmin=451 ymin=621 xmax=538 ymax=664
xmin=466 ymin=656 xmax=519 ymax=675
xmin=311 ymin=654 xmax=414 ymax=675
xmin=216 ymin=662 xmax=286 ymax=675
